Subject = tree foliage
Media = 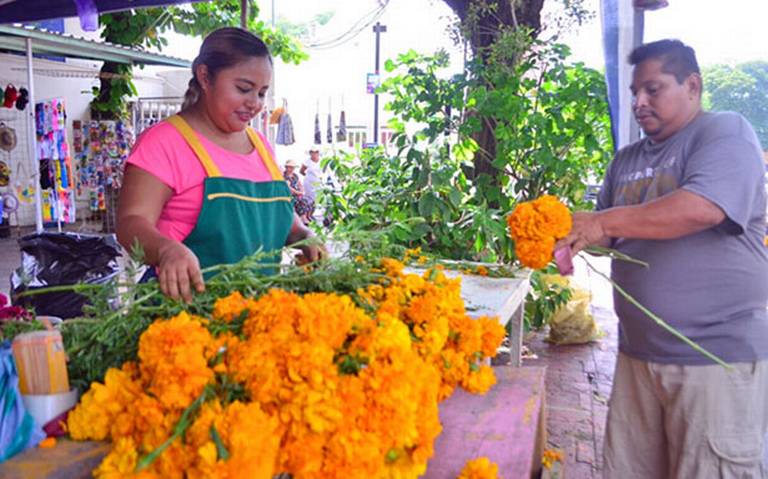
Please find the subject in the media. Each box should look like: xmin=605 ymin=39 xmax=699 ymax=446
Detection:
xmin=323 ymin=42 xmax=612 ymax=263
xmin=704 ymin=61 xmax=768 ymax=149
xmin=91 ymin=1 xmax=307 ymax=119
xmin=439 ymin=0 xmax=596 ymax=186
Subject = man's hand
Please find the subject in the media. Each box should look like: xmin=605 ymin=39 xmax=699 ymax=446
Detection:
xmin=556 ymin=211 xmax=609 ymax=255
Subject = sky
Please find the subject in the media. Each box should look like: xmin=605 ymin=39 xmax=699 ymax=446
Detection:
xmin=157 ymin=0 xmax=768 ymax=160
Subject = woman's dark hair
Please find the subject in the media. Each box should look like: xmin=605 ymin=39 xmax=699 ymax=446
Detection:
xmin=628 ymin=39 xmax=700 ymax=84
xmin=182 ymin=27 xmax=272 ymax=110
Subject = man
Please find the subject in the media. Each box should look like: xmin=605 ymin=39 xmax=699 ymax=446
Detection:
xmin=300 ymin=146 xmax=323 ymax=204
xmin=559 ymin=39 xmax=768 ymax=478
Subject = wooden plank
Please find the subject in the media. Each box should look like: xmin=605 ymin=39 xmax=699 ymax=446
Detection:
xmin=0 ymin=439 xmax=109 ymax=479
xmin=423 ymin=366 xmax=547 ymax=479
xmin=1 ymin=368 xmax=546 ymax=479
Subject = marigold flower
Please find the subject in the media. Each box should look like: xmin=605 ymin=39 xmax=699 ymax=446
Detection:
xmin=457 ymin=456 xmax=501 ymax=479
xmin=507 ymin=195 xmax=572 ymax=270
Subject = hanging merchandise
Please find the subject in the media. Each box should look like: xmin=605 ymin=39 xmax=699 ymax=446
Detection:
xmin=276 ymin=111 xmax=295 ymax=145
xmin=35 ymin=98 xmax=76 ymax=226
xmin=0 ymin=160 xmax=9 ymax=186
xmin=15 ymin=88 xmax=29 ymax=111
xmin=269 ymin=107 xmax=284 ymax=125
xmin=337 ymin=110 xmax=347 ymax=142
xmin=313 ymin=111 xmax=321 ymax=145
xmin=73 ymin=120 xmax=134 ymax=214
xmin=326 ymin=110 xmax=333 ymax=144
xmin=16 ymin=181 xmax=35 ymax=204
xmin=3 ymin=85 xmax=18 ymax=109
xmin=0 ymin=123 xmax=16 ymax=152
xmin=274 ymin=100 xmax=294 ymax=145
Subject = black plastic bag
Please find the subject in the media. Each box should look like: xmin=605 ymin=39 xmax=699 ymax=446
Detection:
xmin=10 ymin=232 xmax=121 ymax=319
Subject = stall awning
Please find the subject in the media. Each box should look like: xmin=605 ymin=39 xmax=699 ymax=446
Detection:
xmin=0 ymin=24 xmax=191 ymax=67
xmin=0 ymin=1 xmax=202 ymax=24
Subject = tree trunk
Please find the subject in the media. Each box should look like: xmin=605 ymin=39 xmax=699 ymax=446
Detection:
xmin=91 ymin=61 xmax=124 ymax=121
xmin=442 ymin=0 xmax=545 ymax=183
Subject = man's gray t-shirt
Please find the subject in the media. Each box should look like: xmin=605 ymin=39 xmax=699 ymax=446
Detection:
xmin=597 ymin=111 xmax=768 ymax=364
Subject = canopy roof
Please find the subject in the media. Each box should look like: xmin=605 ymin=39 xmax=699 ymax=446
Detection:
xmin=0 ymin=1 xmax=199 ymax=24
xmin=0 ymin=24 xmax=191 ymax=67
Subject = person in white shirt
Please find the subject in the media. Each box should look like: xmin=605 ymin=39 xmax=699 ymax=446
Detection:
xmin=300 ymin=146 xmax=322 ymax=203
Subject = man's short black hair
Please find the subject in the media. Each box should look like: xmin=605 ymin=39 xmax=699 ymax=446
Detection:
xmin=628 ymin=39 xmax=700 ymax=84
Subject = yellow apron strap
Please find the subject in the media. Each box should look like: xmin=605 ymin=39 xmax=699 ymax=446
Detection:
xmin=246 ymin=128 xmax=284 ymax=181
xmin=167 ymin=115 xmax=222 ymax=177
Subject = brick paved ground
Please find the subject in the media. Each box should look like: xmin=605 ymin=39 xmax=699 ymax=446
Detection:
xmin=523 ymin=252 xmax=618 ymax=479
xmin=525 ymin=307 xmax=618 ymax=479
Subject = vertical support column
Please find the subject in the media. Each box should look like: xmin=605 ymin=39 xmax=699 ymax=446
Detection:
xmin=509 ymin=304 xmax=524 ymax=367
xmin=26 ymin=38 xmax=43 ymax=233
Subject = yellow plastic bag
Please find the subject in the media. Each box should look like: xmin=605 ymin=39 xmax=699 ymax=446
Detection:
xmin=541 ymin=275 xmax=601 ymax=345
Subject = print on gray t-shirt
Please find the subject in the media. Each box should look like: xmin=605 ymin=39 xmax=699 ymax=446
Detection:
xmin=597 ymin=111 xmax=768 ymax=365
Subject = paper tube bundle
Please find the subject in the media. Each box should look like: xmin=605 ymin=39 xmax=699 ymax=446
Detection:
xmin=11 ymin=330 xmax=69 ymax=395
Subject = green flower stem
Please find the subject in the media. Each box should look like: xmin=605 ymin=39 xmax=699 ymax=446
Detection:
xmin=584 ymin=246 xmax=649 ymax=268
xmin=136 ymin=386 xmax=211 ymax=471
xmin=583 ymin=258 xmax=731 ymax=370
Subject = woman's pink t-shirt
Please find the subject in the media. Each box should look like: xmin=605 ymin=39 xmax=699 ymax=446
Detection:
xmin=126 ymin=121 xmax=276 ymax=242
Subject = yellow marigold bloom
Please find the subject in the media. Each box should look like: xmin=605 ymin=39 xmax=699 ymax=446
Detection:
xmin=38 ymin=437 xmax=56 ymax=448
xmin=207 ymin=401 xmax=281 ymax=479
xmin=93 ymin=437 xmax=140 ymax=478
xmin=457 ymin=456 xmax=501 ymax=479
xmin=535 ymin=194 xmax=572 ymax=239
xmin=475 ymin=265 xmax=488 ymax=276
xmin=508 ymin=195 xmax=572 ymax=270
xmin=515 ymin=237 xmax=555 ymax=270
xmin=477 ymin=316 xmax=506 ymax=357
xmin=212 ymin=291 xmax=254 ymax=322
xmin=764 ymin=235 xmax=768 ymax=246
xmin=404 ymin=247 xmax=422 ymax=258
xmin=67 ymin=366 xmax=143 ymax=441
xmin=542 ymin=449 xmax=564 ymax=469
xmin=462 ymin=364 xmax=497 ymax=395
xmin=380 ymin=257 xmax=406 ymax=277
xmin=138 ymin=312 xmax=214 ymax=410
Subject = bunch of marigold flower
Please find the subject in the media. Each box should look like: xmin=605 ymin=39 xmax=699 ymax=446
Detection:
xmin=67 ymin=258 xmax=506 ymax=479
xmin=507 ymin=195 xmax=572 ymax=269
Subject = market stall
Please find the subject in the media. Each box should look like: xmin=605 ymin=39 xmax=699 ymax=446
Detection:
xmin=0 ymin=24 xmax=190 ymax=232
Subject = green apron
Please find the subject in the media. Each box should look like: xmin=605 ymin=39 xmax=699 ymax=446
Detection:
xmin=167 ymin=115 xmax=293 ymax=274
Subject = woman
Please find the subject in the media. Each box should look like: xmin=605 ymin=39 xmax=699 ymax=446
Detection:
xmin=117 ymin=27 xmax=322 ymax=302
xmin=283 ymin=158 xmax=314 ymax=224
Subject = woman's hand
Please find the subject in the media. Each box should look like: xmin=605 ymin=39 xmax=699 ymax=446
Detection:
xmin=156 ymin=239 xmax=205 ymax=302
xmin=286 ymin=213 xmax=327 ymax=262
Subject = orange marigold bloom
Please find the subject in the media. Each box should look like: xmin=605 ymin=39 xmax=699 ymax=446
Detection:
xmin=138 ymin=312 xmax=214 ymax=410
xmin=515 ymin=237 xmax=555 ymax=270
xmin=507 ymin=195 xmax=572 ymax=270
xmin=458 ymin=456 xmax=501 ymax=479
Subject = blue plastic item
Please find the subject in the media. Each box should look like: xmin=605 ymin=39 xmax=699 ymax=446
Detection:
xmin=0 ymin=343 xmax=45 ymax=462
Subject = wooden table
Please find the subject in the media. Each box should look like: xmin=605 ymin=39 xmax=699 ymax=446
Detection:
xmin=1 ymin=367 xmax=547 ymax=479
xmin=424 ymin=366 xmax=547 ymax=479
xmin=0 ymin=265 xmax=535 ymax=478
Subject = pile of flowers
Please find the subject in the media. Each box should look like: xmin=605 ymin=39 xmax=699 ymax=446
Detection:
xmin=67 ymin=258 xmax=505 ymax=478
xmin=506 ymin=195 xmax=572 ymax=269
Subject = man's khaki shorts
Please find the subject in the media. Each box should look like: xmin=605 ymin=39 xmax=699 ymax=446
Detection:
xmin=603 ymin=353 xmax=768 ymax=479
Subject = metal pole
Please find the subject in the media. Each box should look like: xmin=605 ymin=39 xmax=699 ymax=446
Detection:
xmin=26 ymin=38 xmax=43 ymax=233
xmin=372 ymin=22 xmax=386 ymax=146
